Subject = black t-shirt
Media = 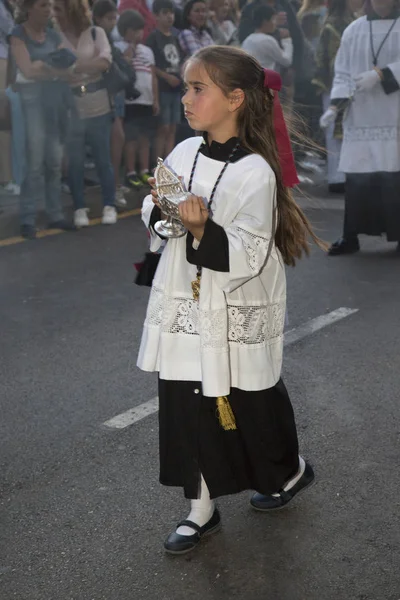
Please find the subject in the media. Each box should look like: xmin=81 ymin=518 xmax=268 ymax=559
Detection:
xmin=146 ymin=29 xmax=182 ymax=93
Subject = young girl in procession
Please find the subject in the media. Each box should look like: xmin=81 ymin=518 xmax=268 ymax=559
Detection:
xmin=137 ymin=45 xmax=320 ymax=555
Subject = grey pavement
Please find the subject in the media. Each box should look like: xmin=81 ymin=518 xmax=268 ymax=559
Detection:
xmin=1 ymin=190 xmax=400 ymax=600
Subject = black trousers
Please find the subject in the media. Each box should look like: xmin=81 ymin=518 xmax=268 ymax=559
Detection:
xmin=158 ymin=378 xmax=300 ymax=500
xmin=344 ymin=172 xmax=400 ymax=242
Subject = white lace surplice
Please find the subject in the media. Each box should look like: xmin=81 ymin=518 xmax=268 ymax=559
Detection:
xmin=331 ymin=16 xmax=400 ymax=173
xmin=137 ymin=137 xmax=286 ymax=397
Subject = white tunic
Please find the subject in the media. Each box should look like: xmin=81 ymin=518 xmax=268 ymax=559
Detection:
xmin=137 ymin=137 xmax=287 ymax=398
xmin=331 ymin=16 xmax=400 ymax=173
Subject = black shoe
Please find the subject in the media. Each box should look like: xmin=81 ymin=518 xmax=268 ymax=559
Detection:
xmin=328 ymin=183 xmax=345 ymax=194
xmin=164 ymin=508 xmax=221 ymax=555
xmin=328 ymin=237 xmax=360 ymax=256
xmin=250 ymin=462 xmax=315 ymax=512
xmin=20 ymin=224 xmax=37 ymax=240
xmin=48 ymin=219 xmax=77 ymax=231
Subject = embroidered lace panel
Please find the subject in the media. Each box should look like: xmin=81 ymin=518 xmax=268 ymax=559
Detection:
xmin=235 ymin=227 xmax=271 ymax=273
xmin=344 ymin=126 xmax=400 ymax=142
xmin=146 ymin=286 xmax=285 ymax=345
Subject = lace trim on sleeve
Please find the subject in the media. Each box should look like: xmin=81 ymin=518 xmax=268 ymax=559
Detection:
xmin=235 ymin=227 xmax=271 ymax=273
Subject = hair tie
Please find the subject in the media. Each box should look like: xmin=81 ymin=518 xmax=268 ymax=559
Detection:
xmin=263 ymin=68 xmax=298 ymax=188
xmin=263 ymin=68 xmax=282 ymax=92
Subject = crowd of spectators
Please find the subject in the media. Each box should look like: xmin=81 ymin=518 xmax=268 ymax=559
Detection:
xmin=0 ymin=0 xmax=364 ymax=239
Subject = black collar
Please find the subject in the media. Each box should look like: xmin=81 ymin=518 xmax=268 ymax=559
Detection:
xmin=199 ymin=133 xmax=251 ymax=163
xmin=367 ymin=8 xmax=400 ymax=20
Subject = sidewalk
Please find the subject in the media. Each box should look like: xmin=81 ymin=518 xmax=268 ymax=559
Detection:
xmin=0 ymin=181 xmax=144 ymax=242
xmin=0 ymin=164 xmax=342 ymax=243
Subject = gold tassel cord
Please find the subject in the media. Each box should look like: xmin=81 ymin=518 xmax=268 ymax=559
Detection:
xmin=216 ymin=396 xmax=237 ymax=431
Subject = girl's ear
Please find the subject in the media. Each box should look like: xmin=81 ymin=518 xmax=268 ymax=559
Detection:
xmin=229 ymin=88 xmax=245 ymax=112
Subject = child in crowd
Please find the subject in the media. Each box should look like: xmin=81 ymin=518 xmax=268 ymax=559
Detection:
xmin=242 ymin=5 xmax=293 ymax=71
xmin=116 ymin=9 xmax=159 ymax=188
xmin=92 ymin=0 xmax=129 ymax=207
xmin=146 ymin=0 xmax=182 ymax=160
xmin=138 ymin=46 xmax=320 ymax=555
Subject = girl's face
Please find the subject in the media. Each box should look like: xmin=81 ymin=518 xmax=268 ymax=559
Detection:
xmin=216 ymin=0 xmax=230 ymax=20
xmin=124 ymin=27 xmax=144 ymax=44
xmin=96 ymin=11 xmax=118 ymax=34
xmin=182 ymin=61 xmax=242 ymax=137
xmin=188 ymin=2 xmax=208 ymax=28
xmin=28 ymin=0 xmax=52 ymax=26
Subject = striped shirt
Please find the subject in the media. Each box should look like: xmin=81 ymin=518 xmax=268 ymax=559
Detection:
xmin=115 ymin=41 xmax=155 ymax=105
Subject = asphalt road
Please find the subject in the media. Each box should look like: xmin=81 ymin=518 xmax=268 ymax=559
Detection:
xmin=1 ymin=195 xmax=400 ymax=600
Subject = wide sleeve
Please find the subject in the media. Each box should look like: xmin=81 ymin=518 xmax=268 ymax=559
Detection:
xmin=193 ymin=167 xmax=277 ymax=294
xmin=330 ymin=27 xmax=352 ymax=100
xmin=381 ymin=62 xmax=400 ymax=94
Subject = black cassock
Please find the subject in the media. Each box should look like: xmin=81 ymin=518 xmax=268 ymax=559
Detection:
xmin=344 ymin=172 xmax=400 ymax=242
xmin=156 ymin=136 xmax=300 ymax=500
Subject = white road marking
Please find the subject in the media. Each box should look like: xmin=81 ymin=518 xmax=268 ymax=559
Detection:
xmin=102 ymin=307 xmax=358 ymax=430
xmin=283 ymin=307 xmax=358 ymax=347
xmin=102 ymin=396 xmax=159 ymax=430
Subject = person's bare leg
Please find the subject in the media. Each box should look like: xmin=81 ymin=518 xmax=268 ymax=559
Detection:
xmin=111 ymin=117 xmax=125 ymax=188
xmin=125 ymin=140 xmax=137 ymax=176
xmin=138 ymin=135 xmax=150 ymax=175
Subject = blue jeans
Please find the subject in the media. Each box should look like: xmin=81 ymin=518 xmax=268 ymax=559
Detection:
xmin=6 ymin=87 xmax=26 ymax=186
xmin=19 ymin=86 xmax=63 ymax=227
xmin=67 ymin=112 xmax=115 ymax=210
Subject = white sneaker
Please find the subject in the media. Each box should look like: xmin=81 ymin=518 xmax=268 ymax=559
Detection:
xmin=3 ymin=182 xmax=20 ymax=195
xmin=102 ymin=205 xmax=117 ymax=225
xmin=74 ymin=208 xmax=90 ymax=227
xmin=115 ymin=187 xmax=127 ymax=208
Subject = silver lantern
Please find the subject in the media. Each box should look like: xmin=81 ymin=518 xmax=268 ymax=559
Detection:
xmin=154 ymin=158 xmax=189 ymax=238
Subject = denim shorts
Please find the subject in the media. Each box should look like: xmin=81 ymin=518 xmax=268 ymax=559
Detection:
xmin=159 ymin=91 xmax=181 ymax=126
xmin=124 ymin=104 xmax=158 ymax=141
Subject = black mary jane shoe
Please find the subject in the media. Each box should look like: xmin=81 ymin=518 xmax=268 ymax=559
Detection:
xmin=164 ymin=508 xmax=221 ymax=555
xmin=250 ymin=462 xmax=315 ymax=512
xmin=328 ymin=237 xmax=360 ymax=256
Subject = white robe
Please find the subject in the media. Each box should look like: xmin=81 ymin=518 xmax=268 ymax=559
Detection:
xmin=331 ymin=16 xmax=400 ymax=173
xmin=137 ymin=137 xmax=287 ymax=398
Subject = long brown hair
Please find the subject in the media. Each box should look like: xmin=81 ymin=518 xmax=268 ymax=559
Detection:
xmin=191 ymin=46 xmax=324 ymax=267
xmin=56 ymin=0 xmax=92 ymax=34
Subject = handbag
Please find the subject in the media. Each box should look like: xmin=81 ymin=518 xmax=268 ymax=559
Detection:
xmin=134 ymin=252 xmax=161 ymax=287
xmin=91 ymin=28 xmax=136 ymax=97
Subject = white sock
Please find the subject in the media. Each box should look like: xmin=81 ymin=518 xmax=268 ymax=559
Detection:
xmin=176 ymin=475 xmax=215 ymax=536
xmin=127 ymin=171 xmax=136 ymax=177
xmin=272 ymin=456 xmax=306 ymax=497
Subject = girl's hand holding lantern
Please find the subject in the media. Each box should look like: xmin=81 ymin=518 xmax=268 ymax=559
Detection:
xmin=179 ymin=195 xmax=208 ymax=241
xmin=148 ymin=177 xmax=162 ymax=210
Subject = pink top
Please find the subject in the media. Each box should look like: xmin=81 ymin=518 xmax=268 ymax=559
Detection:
xmin=61 ymin=26 xmax=112 ymax=119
